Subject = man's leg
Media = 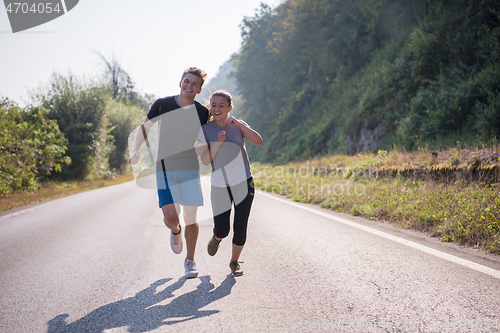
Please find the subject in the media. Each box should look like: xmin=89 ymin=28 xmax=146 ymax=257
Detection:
xmin=161 ymin=203 xmax=181 ymax=233
xmin=157 ymin=171 xmax=181 ymax=234
xmin=183 ymin=206 xmax=199 ymax=261
xmin=161 ymin=203 xmax=183 ymax=254
xmin=177 ymin=170 xmax=203 ymax=261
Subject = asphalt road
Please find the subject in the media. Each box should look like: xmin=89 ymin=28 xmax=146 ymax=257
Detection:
xmin=1 ymin=176 xmax=500 ymax=332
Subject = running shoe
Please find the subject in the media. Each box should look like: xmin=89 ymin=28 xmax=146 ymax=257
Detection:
xmin=170 ymin=226 xmax=183 ymax=254
xmin=184 ymin=259 xmax=198 ymax=279
xmin=229 ymin=261 xmax=243 ymax=276
xmin=207 ymin=234 xmax=221 ymax=256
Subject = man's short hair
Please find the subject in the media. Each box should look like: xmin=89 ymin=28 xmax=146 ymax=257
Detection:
xmin=181 ymin=67 xmax=207 ymax=87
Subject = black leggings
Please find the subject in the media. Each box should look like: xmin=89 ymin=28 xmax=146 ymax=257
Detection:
xmin=211 ymin=178 xmax=254 ymax=246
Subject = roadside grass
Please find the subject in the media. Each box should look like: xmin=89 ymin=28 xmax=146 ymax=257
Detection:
xmin=3 ymin=145 xmax=499 ymax=254
xmin=0 ymin=173 xmax=135 ymax=212
xmin=252 ymin=145 xmax=500 ymax=254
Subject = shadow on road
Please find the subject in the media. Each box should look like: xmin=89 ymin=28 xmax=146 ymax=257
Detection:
xmin=47 ymin=274 xmax=236 ymax=332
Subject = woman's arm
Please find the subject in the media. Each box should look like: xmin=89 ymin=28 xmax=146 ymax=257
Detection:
xmin=225 ymin=117 xmax=263 ymax=145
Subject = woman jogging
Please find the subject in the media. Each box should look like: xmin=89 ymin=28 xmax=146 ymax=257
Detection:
xmin=195 ymin=90 xmax=263 ymax=276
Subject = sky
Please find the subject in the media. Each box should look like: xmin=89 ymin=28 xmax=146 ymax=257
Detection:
xmin=0 ymin=0 xmax=282 ymax=106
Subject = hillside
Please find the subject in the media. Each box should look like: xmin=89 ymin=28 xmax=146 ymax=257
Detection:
xmin=209 ymin=0 xmax=500 ymax=163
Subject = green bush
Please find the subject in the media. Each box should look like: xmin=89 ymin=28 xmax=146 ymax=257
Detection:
xmin=0 ymin=98 xmax=69 ymax=194
xmin=106 ymin=99 xmax=146 ymax=173
xmin=32 ymin=73 xmax=112 ymax=180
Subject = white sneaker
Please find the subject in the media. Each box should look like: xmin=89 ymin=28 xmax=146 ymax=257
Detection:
xmin=184 ymin=259 xmax=198 ymax=279
xmin=170 ymin=226 xmax=183 ymax=254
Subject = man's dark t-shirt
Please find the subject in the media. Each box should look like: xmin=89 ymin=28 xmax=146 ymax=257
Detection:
xmin=147 ymin=96 xmax=209 ymax=172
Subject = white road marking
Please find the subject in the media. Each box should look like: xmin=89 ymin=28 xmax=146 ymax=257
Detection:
xmin=259 ymin=190 xmax=500 ymax=280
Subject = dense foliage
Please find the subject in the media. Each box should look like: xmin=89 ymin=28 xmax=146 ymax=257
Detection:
xmin=0 ymin=98 xmax=68 ymax=193
xmin=232 ymin=0 xmax=500 ymax=163
xmin=106 ymin=98 xmax=146 ymax=173
xmin=4 ymin=0 xmax=500 ymax=192
xmin=29 ymin=72 xmax=148 ymax=181
xmin=2 ymin=52 xmax=150 ymax=191
xmin=31 ymin=73 xmax=113 ymax=180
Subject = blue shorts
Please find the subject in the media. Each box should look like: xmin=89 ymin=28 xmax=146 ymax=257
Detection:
xmin=156 ymin=170 xmax=203 ymax=208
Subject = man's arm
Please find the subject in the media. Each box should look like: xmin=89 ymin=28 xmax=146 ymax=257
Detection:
xmin=200 ymin=131 xmax=226 ymax=166
xmin=194 ymin=140 xmax=208 ymax=156
xmin=129 ymin=117 xmax=155 ymax=164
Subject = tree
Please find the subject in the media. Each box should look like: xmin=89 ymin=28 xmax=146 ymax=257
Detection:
xmin=95 ymin=52 xmax=135 ymax=101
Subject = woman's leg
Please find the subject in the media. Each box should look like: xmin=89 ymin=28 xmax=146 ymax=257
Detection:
xmin=231 ymin=178 xmax=255 ymax=261
xmin=211 ymin=185 xmax=233 ymax=240
xmin=231 ymin=244 xmax=244 ymax=263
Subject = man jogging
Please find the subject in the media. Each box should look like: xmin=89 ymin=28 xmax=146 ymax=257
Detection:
xmin=129 ymin=67 xmax=209 ymax=279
